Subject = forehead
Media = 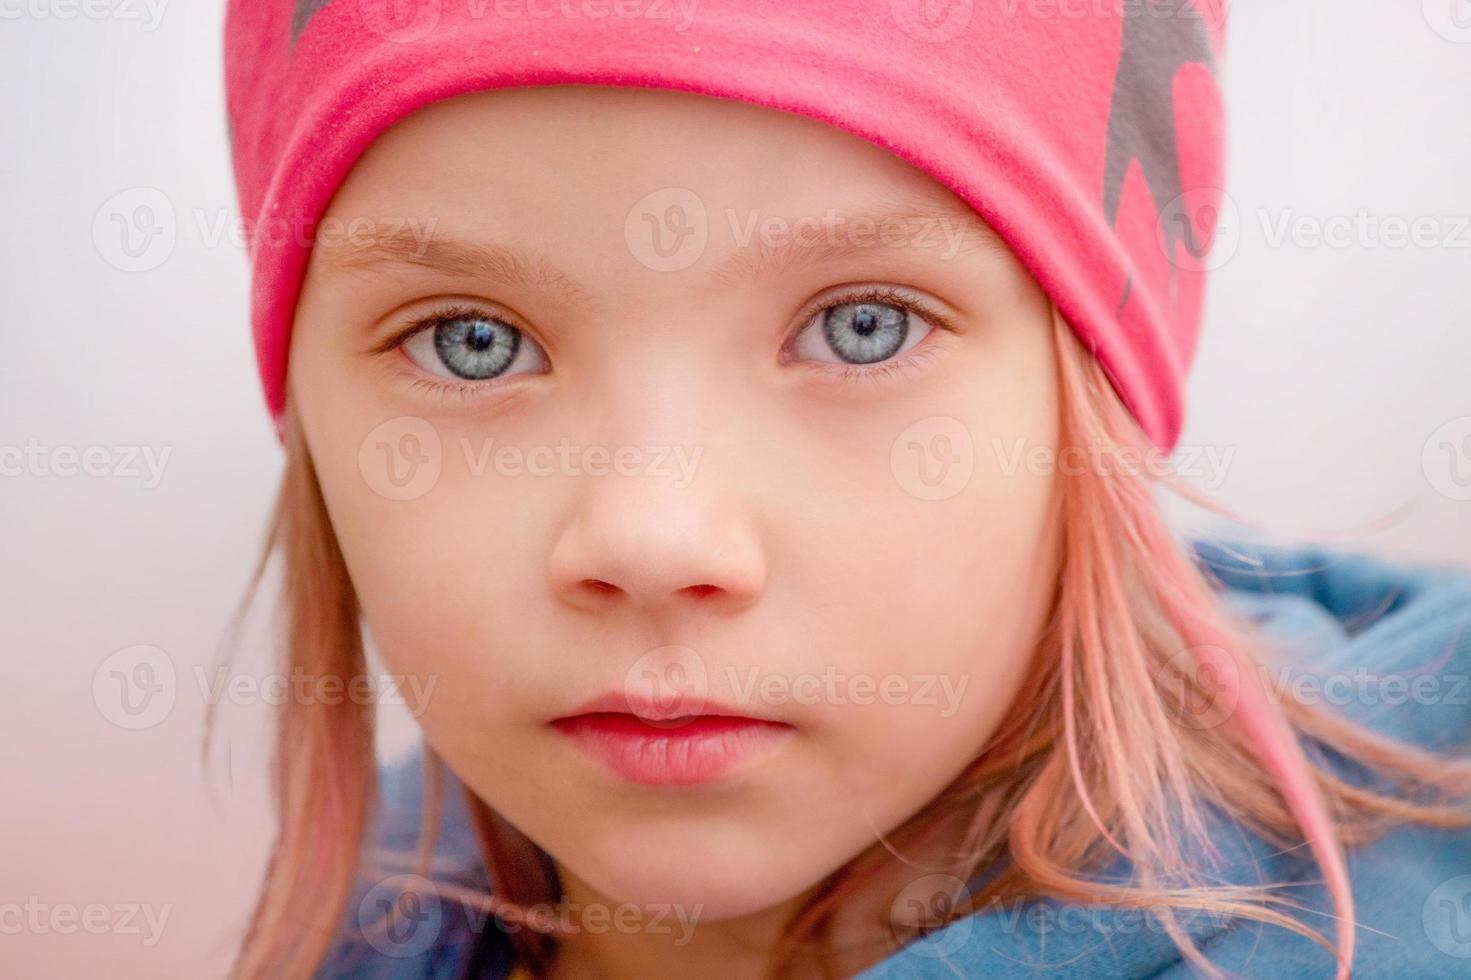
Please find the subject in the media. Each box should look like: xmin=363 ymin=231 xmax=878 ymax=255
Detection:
xmin=324 ymin=84 xmax=980 ymax=240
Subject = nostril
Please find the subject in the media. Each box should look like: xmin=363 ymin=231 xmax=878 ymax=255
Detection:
xmin=682 ymin=584 xmax=720 ymax=599
xmin=583 ymin=579 xmax=620 ymax=594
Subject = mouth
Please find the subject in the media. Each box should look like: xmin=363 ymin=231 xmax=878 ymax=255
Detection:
xmin=550 ymin=693 xmax=795 ymax=787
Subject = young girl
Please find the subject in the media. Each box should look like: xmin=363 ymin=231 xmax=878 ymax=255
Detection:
xmin=221 ymin=2 xmax=1471 ymax=977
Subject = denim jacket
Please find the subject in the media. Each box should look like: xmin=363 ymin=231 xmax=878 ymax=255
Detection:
xmin=318 ymin=539 xmax=1471 ymax=979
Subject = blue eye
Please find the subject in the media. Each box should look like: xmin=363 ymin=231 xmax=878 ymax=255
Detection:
xmin=791 ymin=294 xmax=935 ymax=366
xmin=402 ymin=310 xmax=548 ymax=381
xmin=823 ymin=302 xmax=908 ymax=364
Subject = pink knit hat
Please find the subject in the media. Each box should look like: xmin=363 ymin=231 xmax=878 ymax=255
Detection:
xmin=225 ymin=0 xmax=1228 ymax=450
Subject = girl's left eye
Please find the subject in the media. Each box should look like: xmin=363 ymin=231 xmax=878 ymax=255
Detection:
xmin=789 ymin=293 xmax=937 ymax=366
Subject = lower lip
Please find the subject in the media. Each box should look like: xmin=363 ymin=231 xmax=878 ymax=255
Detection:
xmin=551 ymin=712 xmax=795 ymax=786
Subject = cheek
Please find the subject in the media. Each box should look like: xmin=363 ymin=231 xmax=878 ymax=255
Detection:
xmin=768 ymin=362 xmax=1059 ymax=817
xmin=793 ymin=464 xmax=1058 ymax=806
xmin=297 ymin=401 xmax=557 ymax=722
xmin=370 ymin=505 xmax=543 ymax=650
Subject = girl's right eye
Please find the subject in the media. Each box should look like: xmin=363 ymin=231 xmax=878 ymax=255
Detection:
xmin=401 ymin=309 xmax=549 ymax=381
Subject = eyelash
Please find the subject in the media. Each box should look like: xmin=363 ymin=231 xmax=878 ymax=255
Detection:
xmin=379 ymin=286 xmax=957 ymax=401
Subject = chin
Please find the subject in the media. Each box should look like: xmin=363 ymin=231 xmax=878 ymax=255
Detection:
xmin=564 ymin=833 xmax=826 ymax=923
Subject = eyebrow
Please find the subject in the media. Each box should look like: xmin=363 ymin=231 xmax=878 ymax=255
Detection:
xmin=318 ymin=199 xmax=1006 ymax=295
xmin=317 ymin=223 xmax=592 ymax=302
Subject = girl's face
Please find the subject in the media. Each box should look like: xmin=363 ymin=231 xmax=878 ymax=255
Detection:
xmin=291 ymin=86 xmax=1061 ymax=925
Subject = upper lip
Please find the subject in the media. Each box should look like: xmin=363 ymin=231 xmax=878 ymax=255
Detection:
xmin=555 ymin=690 xmax=785 ymax=725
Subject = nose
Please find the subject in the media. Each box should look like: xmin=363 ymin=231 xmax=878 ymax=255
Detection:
xmin=547 ymin=462 xmax=766 ymax=615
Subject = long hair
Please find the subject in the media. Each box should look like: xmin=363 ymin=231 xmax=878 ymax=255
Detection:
xmin=224 ymin=303 xmax=1471 ymax=980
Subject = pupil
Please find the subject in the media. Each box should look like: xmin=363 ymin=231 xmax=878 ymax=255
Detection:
xmin=851 ymin=306 xmax=879 ymax=336
xmin=467 ymin=321 xmax=495 ymax=351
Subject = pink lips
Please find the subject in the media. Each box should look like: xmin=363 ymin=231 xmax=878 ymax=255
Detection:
xmin=550 ymin=694 xmax=795 ymax=786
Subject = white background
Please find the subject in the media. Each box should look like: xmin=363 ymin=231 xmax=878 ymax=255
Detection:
xmin=1 ymin=1 xmax=1468 ymax=976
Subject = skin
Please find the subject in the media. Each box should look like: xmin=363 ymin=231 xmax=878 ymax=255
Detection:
xmin=289 ymin=85 xmax=1063 ymax=979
